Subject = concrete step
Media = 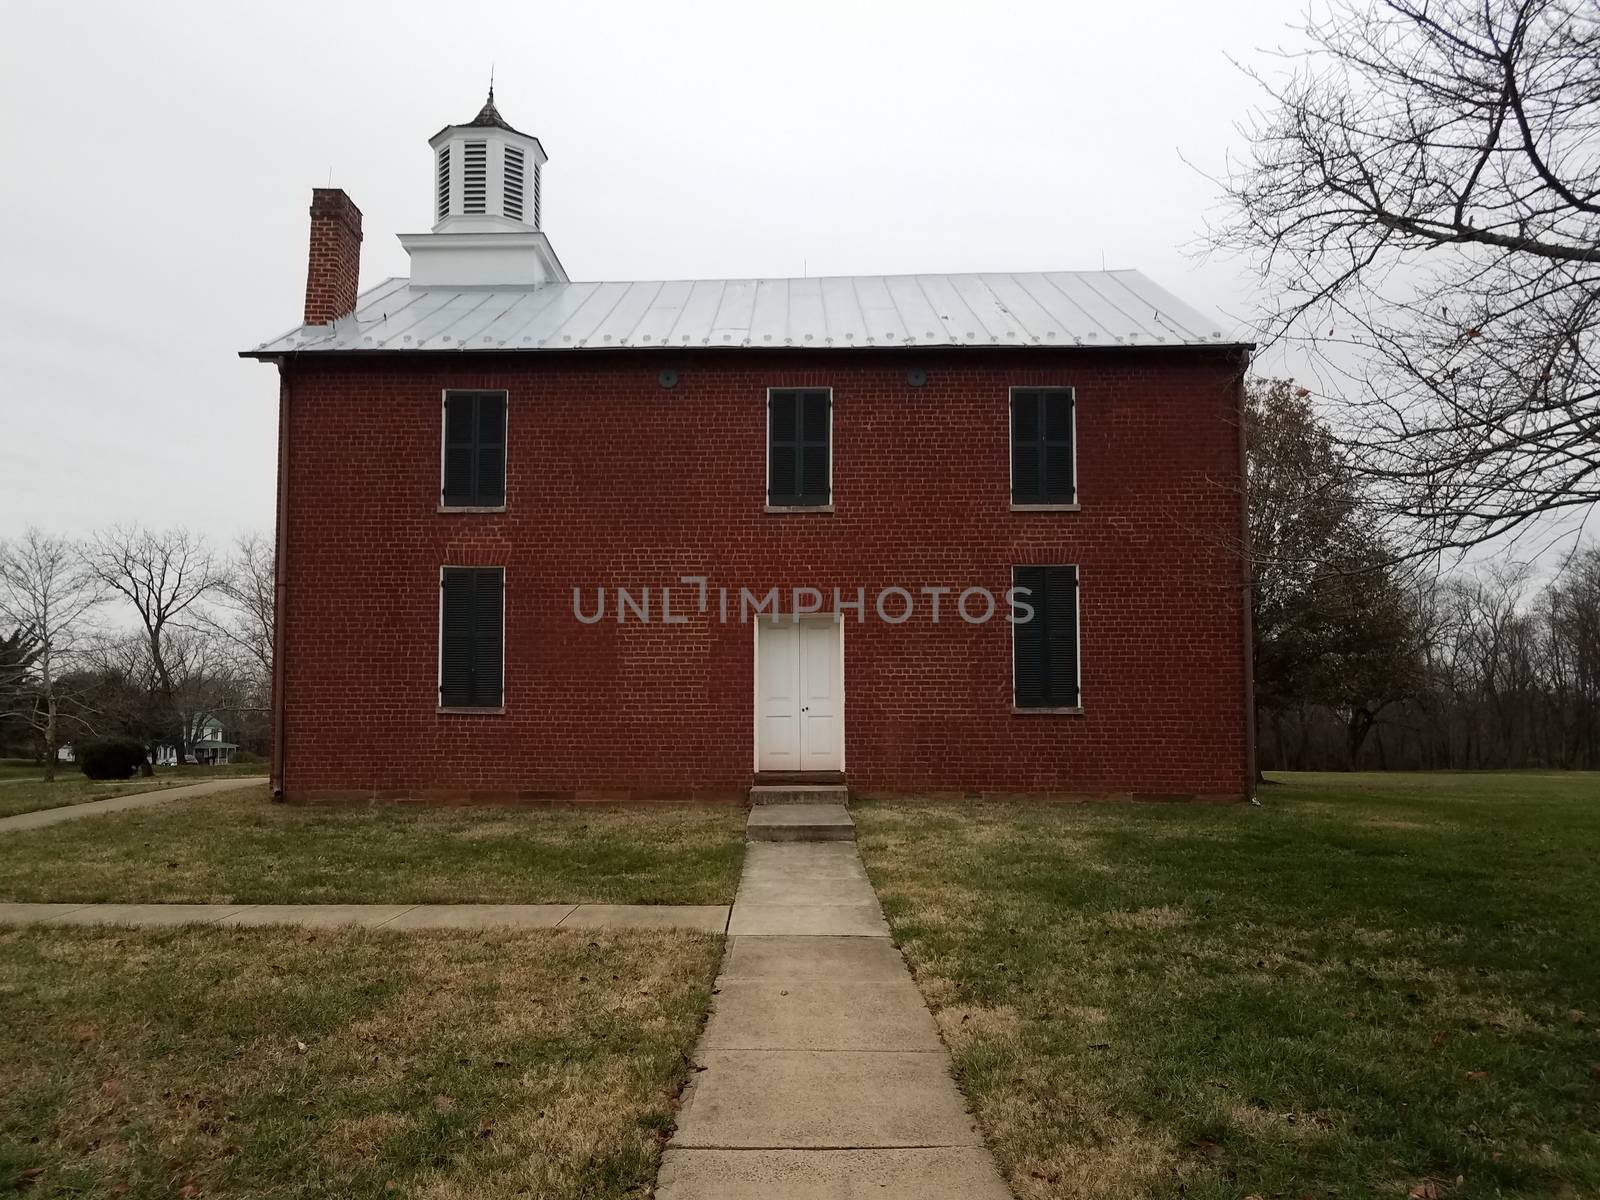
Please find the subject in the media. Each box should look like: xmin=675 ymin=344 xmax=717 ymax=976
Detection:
xmin=745 ymin=803 xmax=855 ymax=843
xmin=749 ymin=784 xmax=850 ymax=806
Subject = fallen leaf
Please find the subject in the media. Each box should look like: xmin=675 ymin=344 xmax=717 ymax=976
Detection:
xmin=1465 ymin=1070 xmax=1489 ymax=1082
xmin=1408 ymin=1182 xmax=1439 ymax=1199
xmin=1567 ymin=1009 xmax=1585 ymax=1025
xmin=1431 ymin=1031 xmax=1449 ymax=1049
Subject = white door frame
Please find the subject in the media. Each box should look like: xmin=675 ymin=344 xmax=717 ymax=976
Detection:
xmin=752 ymin=614 xmax=846 ymax=772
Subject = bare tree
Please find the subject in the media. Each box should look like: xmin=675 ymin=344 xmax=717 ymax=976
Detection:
xmin=204 ymin=532 xmax=274 ymax=684
xmin=0 ymin=529 xmax=106 ymax=779
xmin=1214 ymin=0 xmax=1599 ymax=554
xmin=83 ymin=526 xmax=223 ymax=768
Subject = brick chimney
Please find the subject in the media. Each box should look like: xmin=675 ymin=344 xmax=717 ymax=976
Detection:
xmin=303 ymin=188 xmax=363 ymax=326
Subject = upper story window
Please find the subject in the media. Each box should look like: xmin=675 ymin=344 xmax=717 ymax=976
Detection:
xmin=441 ymin=391 xmax=507 ymax=509
xmin=439 ymin=566 xmax=504 ymax=711
xmin=767 ymin=389 xmax=831 ymax=509
xmin=1012 ymin=565 xmax=1081 ymax=710
xmin=1010 ymin=387 xmax=1077 ymax=506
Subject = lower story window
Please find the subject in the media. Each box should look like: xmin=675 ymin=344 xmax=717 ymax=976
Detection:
xmin=1012 ymin=565 xmax=1080 ymax=709
xmin=439 ymin=566 xmax=504 ymax=709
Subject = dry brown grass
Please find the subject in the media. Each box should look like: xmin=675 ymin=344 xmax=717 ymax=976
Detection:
xmin=0 ymin=786 xmax=745 ymax=905
xmin=0 ymin=925 xmax=721 ymax=1198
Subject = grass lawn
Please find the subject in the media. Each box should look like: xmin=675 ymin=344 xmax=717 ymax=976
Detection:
xmin=0 ymin=765 xmax=266 ymax=820
xmin=0 ymin=787 xmax=745 ymax=905
xmin=855 ymin=772 xmax=1600 ymax=1200
xmin=0 ymin=925 xmax=720 ymax=1199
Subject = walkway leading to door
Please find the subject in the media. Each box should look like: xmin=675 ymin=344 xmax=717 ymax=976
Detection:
xmin=657 ymin=804 xmax=1011 ymax=1198
xmin=0 ymin=776 xmax=268 ymax=835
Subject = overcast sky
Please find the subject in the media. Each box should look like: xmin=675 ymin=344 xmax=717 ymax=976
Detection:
xmin=0 ymin=0 xmax=1301 ymax=546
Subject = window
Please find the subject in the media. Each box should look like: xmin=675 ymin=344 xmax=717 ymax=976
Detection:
xmin=767 ymin=388 xmax=831 ymax=507
xmin=1012 ymin=565 xmax=1081 ymax=709
xmin=441 ymin=391 xmax=506 ymax=508
xmin=1010 ymin=388 xmax=1076 ymax=505
xmin=439 ymin=567 xmax=504 ymax=709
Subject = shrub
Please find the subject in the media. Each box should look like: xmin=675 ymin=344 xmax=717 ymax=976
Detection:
xmin=75 ymin=736 xmax=149 ymax=780
xmin=233 ymin=749 xmax=265 ymax=765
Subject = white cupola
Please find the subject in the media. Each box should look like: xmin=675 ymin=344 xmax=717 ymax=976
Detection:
xmin=399 ymin=88 xmax=568 ymax=287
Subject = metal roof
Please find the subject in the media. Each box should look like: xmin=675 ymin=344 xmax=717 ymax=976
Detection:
xmin=244 ymin=270 xmax=1243 ymax=356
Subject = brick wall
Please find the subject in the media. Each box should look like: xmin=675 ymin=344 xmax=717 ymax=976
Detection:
xmin=273 ymin=347 xmax=1252 ymax=802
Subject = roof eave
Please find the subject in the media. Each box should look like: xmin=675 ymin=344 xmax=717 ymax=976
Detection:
xmin=240 ymin=339 xmax=1255 ymax=361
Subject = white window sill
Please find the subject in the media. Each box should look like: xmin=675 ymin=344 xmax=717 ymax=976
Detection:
xmin=436 ymin=706 xmax=506 ymax=715
xmin=438 ymin=505 xmax=508 ymax=514
xmin=765 ymin=504 xmax=835 ymax=514
xmin=1010 ymin=503 xmax=1080 ymax=512
xmin=1012 ymin=705 xmax=1085 ymax=715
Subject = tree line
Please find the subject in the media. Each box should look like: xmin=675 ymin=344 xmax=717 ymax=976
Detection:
xmin=1249 ymin=376 xmax=1600 ymax=772
xmin=0 ymin=527 xmax=273 ymax=779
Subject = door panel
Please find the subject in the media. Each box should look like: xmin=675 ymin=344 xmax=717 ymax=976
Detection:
xmin=799 ymin=622 xmax=840 ymax=770
xmin=757 ymin=623 xmax=800 ymax=769
xmin=758 ymin=620 xmax=842 ymax=772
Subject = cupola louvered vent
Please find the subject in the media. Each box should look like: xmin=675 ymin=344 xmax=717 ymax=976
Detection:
xmin=503 ymin=145 xmax=525 ymax=221
xmin=462 ymin=141 xmax=487 ymax=214
xmin=435 ymin=146 xmax=450 ymax=220
xmin=425 ymin=91 xmax=551 ymax=242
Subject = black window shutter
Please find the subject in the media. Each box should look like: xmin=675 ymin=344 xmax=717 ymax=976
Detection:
xmin=440 ymin=567 xmax=504 ymax=708
xmin=442 ymin=392 xmax=507 ymax=507
xmin=1013 ymin=565 xmax=1048 ymax=707
xmin=1045 ymin=565 xmax=1080 ymax=706
xmin=442 ymin=394 xmax=476 ymax=507
xmin=1011 ymin=389 xmax=1075 ymax=503
xmin=769 ymin=389 xmax=830 ymax=506
xmin=1011 ymin=391 xmax=1042 ymax=502
xmin=800 ymin=390 xmax=830 ymax=504
xmin=1043 ymin=392 xmax=1075 ymax=503
xmin=472 ymin=569 xmax=504 ymax=707
xmin=768 ymin=391 xmax=799 ymax=504
xmin=1013 ymin=564 xmax=1080 ymax=708
xmin=440 ymin=569 xmax=475 ymax=706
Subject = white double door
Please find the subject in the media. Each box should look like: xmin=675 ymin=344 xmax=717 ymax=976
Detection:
xmin=756 ymin=619 xmax=843 ymax=772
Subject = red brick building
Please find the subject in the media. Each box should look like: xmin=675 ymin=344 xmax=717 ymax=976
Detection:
xmin=245 ymin=95 xmax=1255 ymax=804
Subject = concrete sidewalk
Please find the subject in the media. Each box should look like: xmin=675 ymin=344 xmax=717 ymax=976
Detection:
xmin=0 ymin=776 xmax=268 ymax=834
xmin=658 ymin=839 xmax=1010 ymax=1198
xmin=0 ymin=901 xmax=729 ymax=932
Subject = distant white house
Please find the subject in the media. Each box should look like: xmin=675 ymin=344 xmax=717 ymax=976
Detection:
xmin=61 ymin=715 xmax=238 ymax=766
xmin=156 ymin=715 xmax=238 ymax=766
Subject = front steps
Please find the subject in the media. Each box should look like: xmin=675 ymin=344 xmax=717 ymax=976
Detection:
xmin=746 ymin=802 xmax=855 ymax=843
xmin=749 ymin=784 xmax=850 ymax=806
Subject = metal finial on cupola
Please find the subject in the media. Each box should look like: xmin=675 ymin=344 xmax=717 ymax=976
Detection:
xmin=468 ymin=71 xmax=524 ymax=135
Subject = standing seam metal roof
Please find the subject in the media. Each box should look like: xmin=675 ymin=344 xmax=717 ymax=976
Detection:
xmin=244 ymin=270 xmax=1243 ymax=355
